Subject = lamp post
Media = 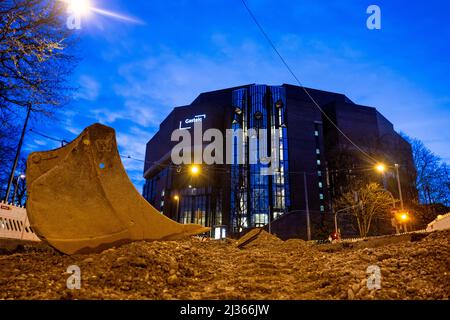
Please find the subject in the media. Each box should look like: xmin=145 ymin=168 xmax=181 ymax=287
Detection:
xmin=173 ymin=195 xmax=180 ymax=222
xmin=12 ymin=174 xmax=26 ymax=205
xmin=189 ymin=165 xmax=201 ymax=225
xmin=375 ymin=162 xmax=404 ymax=210
xmin=5 ymin=104 xmax=31 ymax=203
xmin=394 ymin=164 xmax=404 ymax=210
xmin=376 ymin=162 xmax=410 ymax=233
xmin=303 ymin=172 xmax=311 ymax=241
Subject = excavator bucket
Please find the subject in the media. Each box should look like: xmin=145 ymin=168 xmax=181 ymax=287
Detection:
xmin=26 ymin=123 xmax=209 ymax=255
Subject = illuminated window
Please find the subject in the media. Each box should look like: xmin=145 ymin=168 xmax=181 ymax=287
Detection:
xmin=320 ymin=205 xmax=325 ymax=212
xmin=314 ymin=130 xmax=319 ymax=136
xmin=316 ymin=148 xmax=320 ymax=154
xmin=318 ymin=182 xmax=323 ymax=188
xmin=317 ymin=171 xmax=322 ymax=177
xmin=317 ymin=160 xmax=321 ymax=165
xmin=320 ymin=194 xmax=324 ymax=200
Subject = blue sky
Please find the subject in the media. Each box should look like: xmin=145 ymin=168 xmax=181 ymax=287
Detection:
xmin=24 ymin=0 xmax=450 ymax=191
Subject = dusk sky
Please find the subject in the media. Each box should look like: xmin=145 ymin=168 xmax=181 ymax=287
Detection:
xmin=24 ymin=0 xmax=450 ymax=191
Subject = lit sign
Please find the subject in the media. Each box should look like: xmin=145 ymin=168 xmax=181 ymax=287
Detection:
xmin=179 ymin=114 xmax=206 ymax=130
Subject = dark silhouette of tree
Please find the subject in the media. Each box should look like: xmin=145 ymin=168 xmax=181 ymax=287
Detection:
xmin=0 ymin=0 xmax=77 ymax=113
xmin=0 ymin=0 xmax=78 ymax=198
xmin=402 ymin=134 xmax=450 ymax=207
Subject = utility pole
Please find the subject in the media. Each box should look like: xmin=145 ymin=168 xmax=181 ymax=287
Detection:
xmin=303 ymin=172 xmax=311 ymax=241
xmin=5 ymin=104 xmax=31 ymax=202
xmin=394 ymin=164 xmax=404 ymax=210
xmin=11 ymin=174 xmax=25 ymax=205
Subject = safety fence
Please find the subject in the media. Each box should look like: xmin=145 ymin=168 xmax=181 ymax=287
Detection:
xmin=0 ymin=201 xmax=41 ymax=242
xmin=339 ymin=229 xmax=428 ymax=243
xmin=426 ymin=212 xmax=450 ymax=232
xmin=310 ymin=229 xmax=429 ymax=245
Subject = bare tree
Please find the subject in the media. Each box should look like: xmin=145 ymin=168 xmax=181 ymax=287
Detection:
xmin=402 ymin=134 xmax=450 ymax=207
xmin=0 ymin=0 xmax=77 ymax=198
xmin=336 ymin=183 xmax=393 ymax=237
xmin=0 ymin=109 xmax=18 ymax=194
xmin=0 ymin=0 xmax=77 ymax=114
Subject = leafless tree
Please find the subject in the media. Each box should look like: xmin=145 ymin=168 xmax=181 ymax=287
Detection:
xmin=336 ymin=183 xmax=393 ymax=237
xmin=0 ymin=0 xmax=77 ymax=196
xmin=0 ymin=0 xmax=77 ymax=114
xmin=402 ymin=134 xmax=450 ymax=207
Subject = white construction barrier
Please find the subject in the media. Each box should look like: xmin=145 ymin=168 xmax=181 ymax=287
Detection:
xmin=426 ymin=212 xmax=450 ymax=232
xmin=0 ymin=201 xmax=41 ymax=242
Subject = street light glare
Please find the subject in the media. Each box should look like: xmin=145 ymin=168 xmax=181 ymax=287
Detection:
xmin=67 ymin=0 xmax=91 ymax=15
xmin=375 ymin=163 xmax=386 ymax=173
xmin=190 ymin=165 xmax=200 ymax=175
xmin=400 ymin=214 xmax=408 ymax=221
xmin=20 ymin=174 xmax=26 ymax=179
xmin=173 ymin=195 xmax=179 ymax=200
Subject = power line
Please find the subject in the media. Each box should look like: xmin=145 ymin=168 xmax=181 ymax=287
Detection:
xmin=28 ymin=128 xmax=381 ymax=175
xmin=120 ymin=154 xmax=145 ymax=163
xmin=239 ymin=0 xmax=379 ymax=164
xmin=29 ymin=129 xmax=69 ymax=145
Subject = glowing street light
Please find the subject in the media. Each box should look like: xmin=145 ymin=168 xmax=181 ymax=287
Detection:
xmin=190 ymin=165 xmax=200 ymax=175
xmin=375 ymin=162 xmax=404 ymax=210
xmin=375 ymin=163 xmax=386 ymax=173
xmin=400 ymin=213 xmax=408 ymax=221
xmin=173 ymin=195 xmax=179 ymax=201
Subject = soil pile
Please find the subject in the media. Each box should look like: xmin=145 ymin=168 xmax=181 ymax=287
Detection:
xmin=0 ymin=230 xmax=448 ymax=300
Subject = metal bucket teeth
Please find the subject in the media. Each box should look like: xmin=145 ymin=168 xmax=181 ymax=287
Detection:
xmin=26 ymin=123 xmax=209 ymax=255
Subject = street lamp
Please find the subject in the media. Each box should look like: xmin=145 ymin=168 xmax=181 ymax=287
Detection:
xmin=173 ymin=195 xmax=180 ymax=222
xmin=375 ymin=163 xmax=386 ymax=173
xmin=393 ymin=210 xmax=410 ymax=232
xmin=190 ymin=165 xmax=200 ymax=175
xmin=12 ymin=174 xmax=26 ymax=205
xmin=375 ymin=162 xmax=404 ymax=210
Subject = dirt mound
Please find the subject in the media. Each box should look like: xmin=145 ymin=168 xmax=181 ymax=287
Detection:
xmin=240 ymin=230 xmax=282 ymax=249
xmin=282 ymin=238 xmax=313 ymax=251
xmin=0 ymin=230 xmax=448 ymax=300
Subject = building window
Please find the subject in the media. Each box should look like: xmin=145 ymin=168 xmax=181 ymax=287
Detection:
xmin=316 ymin=148 xmax=320 ymax=154
xmin=314 ymin=130 xmax=319 ymax=136
xmin=318 ymin=182 xmax=323 ymax=188
xmin=317 ymin=170 xmax=322 ymax=177
xmin=319 ymin=194 xmax=324 ymax=200
xmin=320 ymin=205 xmax=325 ymax=212
xmin=317 ymin=159 xmax=321 ymax=165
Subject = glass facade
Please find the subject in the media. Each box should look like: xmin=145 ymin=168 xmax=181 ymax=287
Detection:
xmin=143 ymin=167 xmax=169 ymax=209
xmin=177 ymin=187 xmax=222 ymax=227
xmin=230 ymin=85 xmax=291 ymax=232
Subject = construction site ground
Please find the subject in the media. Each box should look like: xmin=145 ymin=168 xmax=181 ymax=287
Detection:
xmin=0 ymin=230 xmax=448 ymax=300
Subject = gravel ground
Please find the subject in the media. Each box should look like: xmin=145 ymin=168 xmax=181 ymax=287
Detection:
xmin=0 ymin=230 xmax=449 ymax=300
